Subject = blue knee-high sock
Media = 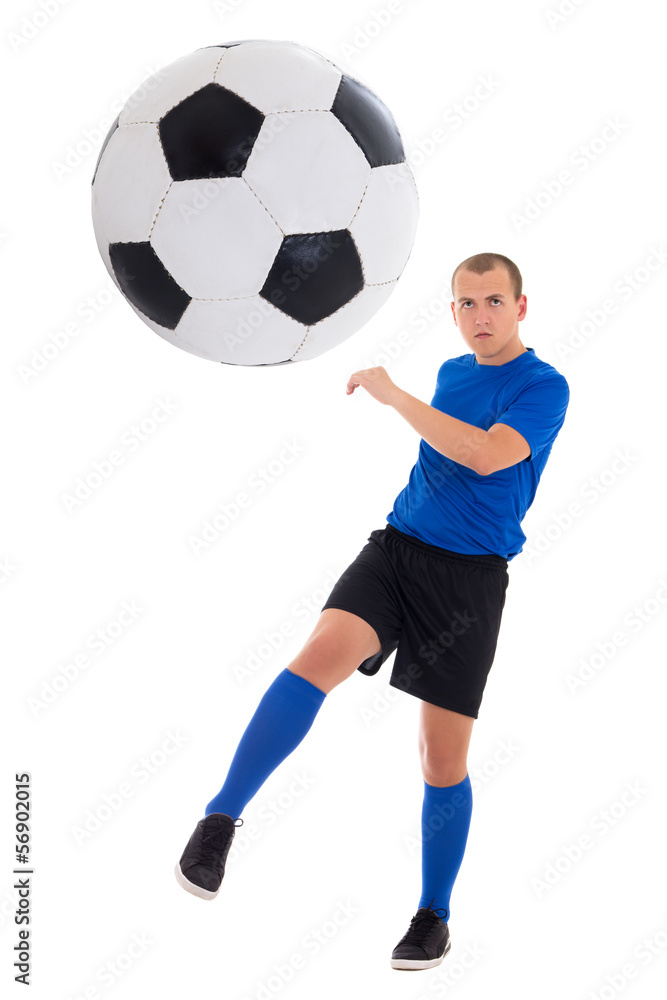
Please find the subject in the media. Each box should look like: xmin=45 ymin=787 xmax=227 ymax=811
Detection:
xmin=418 ymin=774 xmax=473 ymax=921
xmin=205 ymin=668 xmax=326 ymax=819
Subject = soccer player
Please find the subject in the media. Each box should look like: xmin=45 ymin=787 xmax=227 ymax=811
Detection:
xmin=175 ymin=252 xmax=570 ymax=970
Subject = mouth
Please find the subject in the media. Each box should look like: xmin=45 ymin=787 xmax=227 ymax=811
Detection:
xmin=475 ymin=333 xmax=492 ymax=339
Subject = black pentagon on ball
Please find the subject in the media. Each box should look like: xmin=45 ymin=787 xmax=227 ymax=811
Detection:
xmin=260 ymin=230 xmax=364 ymax=326
xmin=92 ymin=113 xmax=120 ymax=185
xmin=159 ymin=83 xmax=264 ymax=181
xmin=109 ymin=241 xmax=191 ymax=330
xmin=332 ymin=75 xmax=405 ymax=168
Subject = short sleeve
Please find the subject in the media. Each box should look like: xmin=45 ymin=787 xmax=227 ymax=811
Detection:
xmin=495 ymin=373 xmax=570 ymax=462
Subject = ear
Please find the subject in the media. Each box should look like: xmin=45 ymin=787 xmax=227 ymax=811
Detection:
xmin=517 ymin=294 xmax=527 ymax=321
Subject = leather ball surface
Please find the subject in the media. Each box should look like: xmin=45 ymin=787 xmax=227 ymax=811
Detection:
xmin=91 ymin=40 xmax=419 ymax=366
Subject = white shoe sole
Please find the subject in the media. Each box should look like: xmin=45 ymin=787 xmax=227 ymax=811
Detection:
xmin=174 ymin=863 xmax=219 ymax=900
xmin=390 ymin=936 xmax=451 ymax=970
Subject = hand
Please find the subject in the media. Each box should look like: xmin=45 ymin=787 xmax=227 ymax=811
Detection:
xmin=346 ymin=366 xmax=401 ymax=405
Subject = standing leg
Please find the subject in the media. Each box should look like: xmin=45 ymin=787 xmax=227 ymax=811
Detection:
xmin=417 ymin=702 xmax=475 ymax=919
xmin=391 ymin=702 xmax=474 ymax=970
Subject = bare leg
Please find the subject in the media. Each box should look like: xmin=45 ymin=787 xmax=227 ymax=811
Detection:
xmin=287 ymin=607 xmax=382 ymax=693
xmin=415 ymin=701 xmax=475 ymax=928
xmin=418 ymin=702 xmax=475 ymax=786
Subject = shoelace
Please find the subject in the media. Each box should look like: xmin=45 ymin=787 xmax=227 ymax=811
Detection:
xmin=409 ymin=902 xmax=449 ymax=935
xmin=197 ymin=817 xmax=243 ymax=865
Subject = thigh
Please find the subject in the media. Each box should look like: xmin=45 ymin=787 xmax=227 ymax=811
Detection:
xmin=322 ymin=530 xmax=404 ymax=638
xmin=321 ymin=528 xmax=404 ymax=675
xmin=288 ymin=608 xmax=383 ymax=693
xmin=391 ymin=553 xmax=509 ymax=719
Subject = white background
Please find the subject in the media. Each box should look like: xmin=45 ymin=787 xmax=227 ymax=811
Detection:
xmin=2 ymin=1 xmax=666 ymax=998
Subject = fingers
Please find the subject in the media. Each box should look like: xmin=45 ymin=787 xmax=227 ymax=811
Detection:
xmin=346 ymin=370 xmax=366 ymax=394
xmin=347 ymin=366 xmax=388 ymax=398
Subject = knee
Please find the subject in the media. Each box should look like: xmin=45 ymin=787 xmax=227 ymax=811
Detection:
xmin=288 ymin=629 xmax=358 ymax=694
xmin=419 ymin=745 xmax=468 ymax=787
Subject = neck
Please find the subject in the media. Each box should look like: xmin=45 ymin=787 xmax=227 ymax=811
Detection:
xmin=475 ymin=337 xmax=527 ymax=366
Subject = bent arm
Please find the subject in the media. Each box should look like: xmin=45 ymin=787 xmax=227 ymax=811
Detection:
xmin=346 ymin=366 xmax=531 ymax=475
xmin=390 ymin=388 xmax=530 ymax=476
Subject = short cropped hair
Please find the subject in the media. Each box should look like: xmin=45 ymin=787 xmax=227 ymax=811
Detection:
xmin=451 ymin=253 xmax=523 ymax=301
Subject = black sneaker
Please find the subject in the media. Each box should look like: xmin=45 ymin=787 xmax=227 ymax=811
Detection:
xmin=390 ymin=904 xmax=451 ymax=970
xmin=174 ymin=813 xmax=241 ymax=900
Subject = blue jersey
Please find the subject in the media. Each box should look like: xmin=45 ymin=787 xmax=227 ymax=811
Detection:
xmin=386 ymin=348 xmax=570 ymax=560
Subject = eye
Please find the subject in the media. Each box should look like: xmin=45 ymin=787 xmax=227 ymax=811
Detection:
xmin=491 ymin=298 xmax=501 ymax=305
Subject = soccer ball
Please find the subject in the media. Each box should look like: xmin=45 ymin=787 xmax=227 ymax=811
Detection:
xmin=91 ymin=40 xmax=419 ymax=366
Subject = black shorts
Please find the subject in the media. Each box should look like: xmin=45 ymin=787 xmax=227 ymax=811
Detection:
xmin=321 ymin=524 xmax=509 ymax=719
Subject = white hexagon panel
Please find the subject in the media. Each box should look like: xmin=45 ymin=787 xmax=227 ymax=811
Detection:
xmin=91 ymin=39 xmax=419 ymax=365
xmin=243 ymin=112 xmax=370 ymax=235
xmin=91 ymin=123 xmax=171 ymax=277
xmin=151 ymin=178 xmax=283 ymax=298
xmin=213 ymin=40 xmax=342 ymax=114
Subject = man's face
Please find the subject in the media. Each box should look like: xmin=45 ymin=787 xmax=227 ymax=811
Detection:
xmin=450 ymin=266 xmax=527 ymax=365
